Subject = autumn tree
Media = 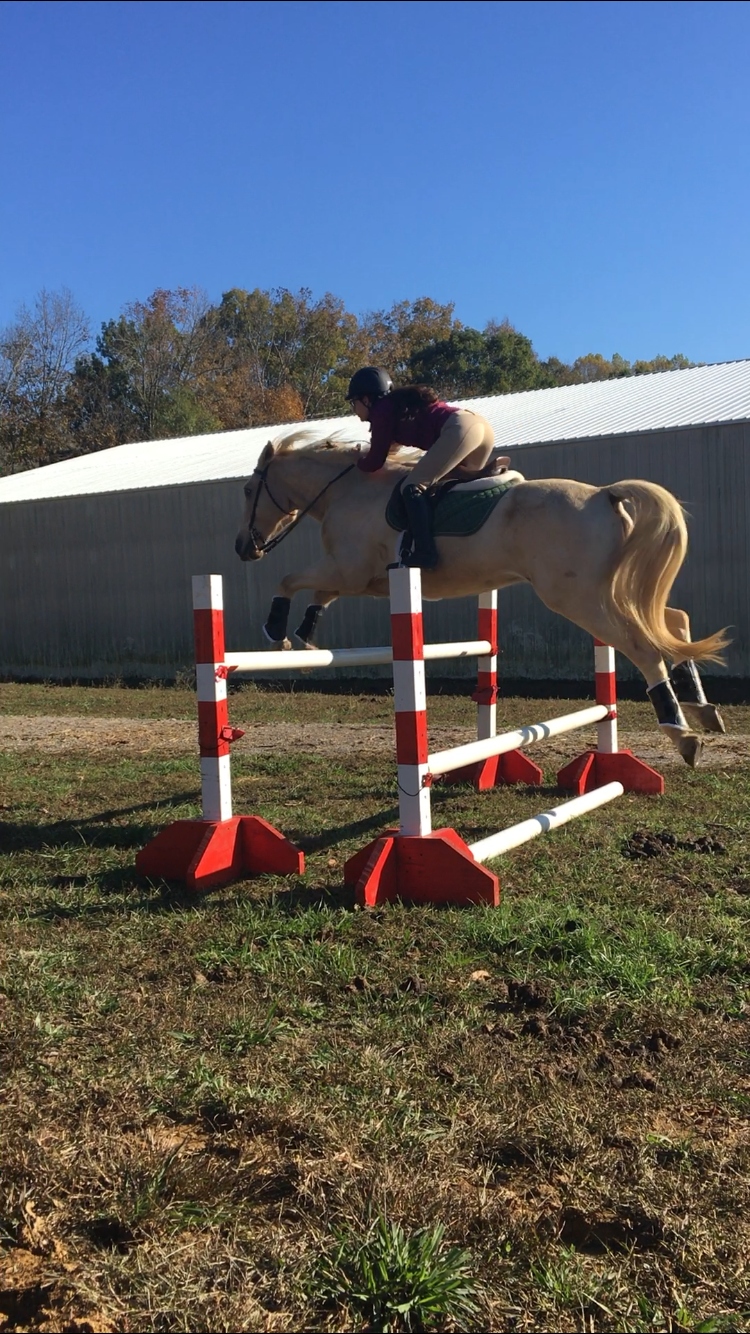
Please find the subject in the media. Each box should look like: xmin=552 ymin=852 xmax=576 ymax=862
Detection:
xmin=85 ymin=287 xmax=222 ymax=440
xmin=542 ymin=351 xmax=695 ymax=386
xmin=633 ymin=353 xmax=694 ymax=375
xmin=205 ymin=287 xmax=357 ymax=427
xmin=0 ymin=288 xmax=90 ymax=471
xmin=355 ymin=297 xmax=460 ymax=381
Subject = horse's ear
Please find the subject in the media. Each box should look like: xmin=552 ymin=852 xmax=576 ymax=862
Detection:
xmin=258 ymin=441 xmax=275 ymax=467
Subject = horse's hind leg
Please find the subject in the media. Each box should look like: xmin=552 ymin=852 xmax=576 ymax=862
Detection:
xmin=599 ymin=621 xmax=703 ymax=768
xmin=665 ymin=607 xmax=726 ymax=733
xmin=533 ymin=584 xmax=703 ymax=767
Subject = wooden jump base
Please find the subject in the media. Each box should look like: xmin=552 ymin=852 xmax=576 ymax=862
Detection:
xmin=137 ymin=570 xmax=662 ymax=896
xmin=343 ymin=567 xmax=663 ymax=909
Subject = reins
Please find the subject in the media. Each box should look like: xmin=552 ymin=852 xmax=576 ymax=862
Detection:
xmin=245 ymin=459 xmax=356 ymax=556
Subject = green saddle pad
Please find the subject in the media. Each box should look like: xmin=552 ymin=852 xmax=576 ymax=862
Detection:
xmin=386 ymin=473 xmax=522 ymax=537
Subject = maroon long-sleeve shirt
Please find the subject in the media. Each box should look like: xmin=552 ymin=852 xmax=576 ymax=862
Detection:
xmin=357 ymin=398 xmax=458 ymax=473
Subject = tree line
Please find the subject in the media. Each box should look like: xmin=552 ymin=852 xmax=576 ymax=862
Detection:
xmin=0 ymin=284 xmax=695 ymax=475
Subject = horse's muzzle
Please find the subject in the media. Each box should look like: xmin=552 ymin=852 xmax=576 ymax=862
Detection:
xmin=235 ymin=531 xmax=263 ymax=562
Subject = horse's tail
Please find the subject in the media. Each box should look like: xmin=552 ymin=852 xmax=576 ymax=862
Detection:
xmin=607 ymin=480 xmax=729 ymax=664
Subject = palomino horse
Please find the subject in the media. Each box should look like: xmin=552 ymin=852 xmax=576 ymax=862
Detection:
xmin=235 ymin=430 xmax=728 ymax=766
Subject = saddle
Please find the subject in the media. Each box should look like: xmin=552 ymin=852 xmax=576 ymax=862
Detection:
xmin=386 ymin=457 xmax=524 ymax=538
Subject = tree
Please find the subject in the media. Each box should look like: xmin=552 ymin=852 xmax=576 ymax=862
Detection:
xmin=542 ymin=350 xmax=695 ymax=386
xmin=63 ymin=351 xmax=137 ymax=454
xmin=356 ymin=297 xmax=460 ymax=381
xmin=408 ymin=321 xmax=555 ymax=397
xmin=632 ymin=353 xmax=695 ymax=375
xmin=90 ymin=287 xmax=220 ymax=440
xmin=206 ymin=287 xmax=356 ymax=426
xmin=0 ymin=288 xmax=90 ymax=472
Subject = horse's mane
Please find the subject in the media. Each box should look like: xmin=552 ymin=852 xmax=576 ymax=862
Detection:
xmin=271 ymin=426 xmax=420 ymax=468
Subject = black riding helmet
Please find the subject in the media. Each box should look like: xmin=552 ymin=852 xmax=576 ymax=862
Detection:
xmin=346 ymin=366 xmax=393 ymax=402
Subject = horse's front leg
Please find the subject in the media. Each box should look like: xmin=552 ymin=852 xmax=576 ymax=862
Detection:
xmin=263 ymin=557 xmax=343 ymax=650
xmin=664 ymin=607 xmax=726 ymax=733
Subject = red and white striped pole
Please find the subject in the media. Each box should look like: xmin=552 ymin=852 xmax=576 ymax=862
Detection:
xmin=193 ymin=574 xmax=239 ymax=821
xmin=448 ymin=587 xmax=542 ymax=789
xmin=593 ymin=639 xmax=618 ymax=754
xmin=389 ymin=566 xmax=432 ymax=836
xmin=558 ymin=637 xmax=662 ymax=794
xmin=136 ymin=575 xmax=304 ymax=890
xmin=343 ymin=565 xmax=498 ymax=906
xmin=475 ymin=590 xmax=498 ymax=743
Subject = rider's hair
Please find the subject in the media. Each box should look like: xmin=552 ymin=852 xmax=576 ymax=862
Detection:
xmin=389 ymin=384 xmax=440 ymax=419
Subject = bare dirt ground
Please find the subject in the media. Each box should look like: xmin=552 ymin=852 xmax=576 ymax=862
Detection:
xmin=0 ymin=713 xmax=748 ymax=768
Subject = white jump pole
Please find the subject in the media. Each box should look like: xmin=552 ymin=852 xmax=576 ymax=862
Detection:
xmin=225 ymin=639 xmax=492 ymax=673
xmin=428 ymin=704 xmax=609 ymax=776
xmin=469 ymin=782 xmax=624 ymax=862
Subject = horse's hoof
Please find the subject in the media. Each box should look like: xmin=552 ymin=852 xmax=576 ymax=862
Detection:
xmin=267 ymin=637 xmax=292 ymax=652
xmin=293 ymin=633 xmax=318 ymax=651
xmin=677 ymin=733 xmax=703 ymax=767
xmin=681 ymin=702 xmax=726 ymax=734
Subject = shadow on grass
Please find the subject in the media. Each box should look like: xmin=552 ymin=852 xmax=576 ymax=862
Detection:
xmin=290 ymin=806 xmax=400 ymax=854
xmin=268 ymin=878 xmax=357 ymax=913
xmin=286 ymin=784 xmax=568 ymax=856
xmin=0 ymin=790 xmax=200 ymax=852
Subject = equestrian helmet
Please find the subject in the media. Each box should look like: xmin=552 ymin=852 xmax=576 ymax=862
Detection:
xmin=345 ymin=366 xmax=394 ymax=402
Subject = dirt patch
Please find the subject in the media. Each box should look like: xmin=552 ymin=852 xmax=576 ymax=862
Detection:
xmin=1 ymin=714 xmax=749 ymax=768
xmin=0 ymin=1246 xmax=114 ymax=1332
xmin=622 ymin=828 xmax=728 ymax=858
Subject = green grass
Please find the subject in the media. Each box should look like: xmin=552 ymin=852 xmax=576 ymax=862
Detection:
xmin=1 ymin=683 xmax=749 ymax=1332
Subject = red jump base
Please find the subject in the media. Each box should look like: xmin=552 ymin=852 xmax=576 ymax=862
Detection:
xmin=444 ymin=748 xmax=544 ymax=790
xmin=344 ymin=827 xmax=500 ymax=909
xmin=557 ymin=748 xmax=664 ymax=796
xmin=136 ymin=815 xmax=304 ymax=892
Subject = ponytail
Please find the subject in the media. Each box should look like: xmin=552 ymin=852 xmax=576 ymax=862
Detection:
xmin=389 ymin=384 xmax=440 ymax=420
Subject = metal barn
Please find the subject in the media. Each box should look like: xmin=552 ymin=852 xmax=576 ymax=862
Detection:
xmin=0 ymin=360 xmax=748 ymax=683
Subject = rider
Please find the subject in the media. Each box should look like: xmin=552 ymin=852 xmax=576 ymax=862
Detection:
xmin=346 ymin=367 xmax=496 ymax=569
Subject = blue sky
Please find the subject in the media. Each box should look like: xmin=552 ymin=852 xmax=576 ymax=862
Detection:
xmin=2 ymin=0 xmax=748 ymax=364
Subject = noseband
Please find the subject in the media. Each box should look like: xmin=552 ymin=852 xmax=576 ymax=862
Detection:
xmin=242 ymin=459 xmax=355 ymax=557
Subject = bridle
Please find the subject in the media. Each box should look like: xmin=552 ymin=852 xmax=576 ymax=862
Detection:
xmin=243 ymin=458 xmax=356 ymax=557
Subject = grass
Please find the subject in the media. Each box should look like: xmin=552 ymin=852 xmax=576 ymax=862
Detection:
xmin=1 ymin=681 xmax=749 ymax=1331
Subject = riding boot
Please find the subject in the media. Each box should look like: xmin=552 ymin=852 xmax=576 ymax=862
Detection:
xmin=401 ymin=484 xmax=439 ymax=570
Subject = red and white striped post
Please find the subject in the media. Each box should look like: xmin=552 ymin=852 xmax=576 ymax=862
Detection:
xmin=594 ymin=640 xmax=618 ymax=754
xmin=557 ymin=639 xmax=663 ymax=795
xmin=391 ymin=567 xmax=431 ymax=837
xmin=195 ymin=574 xmax=238 ymax=821
xmin=447 ymin=588 xmax=544 ymax=789
xmin=343 ymin=566 xmax=499 ymax=908
xmin=136 ymin=575 xmax=304 ymax=891
xmin=476 ymin=590 xmax=498 ymax=744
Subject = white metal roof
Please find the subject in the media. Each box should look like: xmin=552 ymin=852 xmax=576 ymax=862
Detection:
xmin=1 ymin=358 xmax=748 ymax=504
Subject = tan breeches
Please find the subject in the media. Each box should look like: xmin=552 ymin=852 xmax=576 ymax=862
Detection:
xmin=407 ymin=410 xmax=495 ymax=488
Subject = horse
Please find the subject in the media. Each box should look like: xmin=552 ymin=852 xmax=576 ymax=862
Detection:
xmin=235 ymin=429 xmax=729 ymax=766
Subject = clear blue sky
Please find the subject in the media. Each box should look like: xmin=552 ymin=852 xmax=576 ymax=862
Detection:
xmin=2 ymin=0 xmax=748 ymax=365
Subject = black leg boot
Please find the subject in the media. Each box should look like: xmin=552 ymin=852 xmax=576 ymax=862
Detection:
xmin=401 ymin=484 xmax=439 ymax=570
xmin=670 ymin=659 xmax=726 ymax=733
xmin=294 ymin=603 xmax=325 ymax=647
xmin=263 ymin=596 xmax=291 ymax=645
